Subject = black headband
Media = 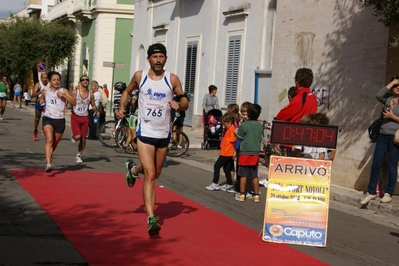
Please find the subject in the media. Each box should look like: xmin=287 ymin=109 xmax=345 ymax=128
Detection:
xmin=147 ymin=44 xmax=167 ymax=57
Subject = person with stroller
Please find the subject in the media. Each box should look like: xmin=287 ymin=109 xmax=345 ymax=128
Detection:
xmin=202 ymin=85 xmax=219 ymax=115
xmin=202 ymin=85 xmax=220 ymax=143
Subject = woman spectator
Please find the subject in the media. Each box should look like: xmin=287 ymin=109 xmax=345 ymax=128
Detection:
xmin=361 ymin=76 xmax=399 ymax=204
xmin=12 ymin=80 xmax=22 ymax=108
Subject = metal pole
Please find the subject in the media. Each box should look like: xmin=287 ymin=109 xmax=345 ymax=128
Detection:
xmin=110 ymin=63 xmax=116 ymax=116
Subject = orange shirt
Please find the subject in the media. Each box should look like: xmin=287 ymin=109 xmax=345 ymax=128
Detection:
xmin=220 ymin=125 xmax=236 ymax=157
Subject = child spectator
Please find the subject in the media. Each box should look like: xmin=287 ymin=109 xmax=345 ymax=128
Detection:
xmin=292 ymin=114 xmax=327 ymax=159
xmin=207 ymin=114 xmax=220 ymax=134
xmin=224 ymin=103 xmax=241 ymax=184
xmin=205 ymin=113 xmax=237 ymax=191
xmin=235 ymin=103 xmax=263 ymax=202
xmin=287 ymin=86 xmax=297 ymax=102
xmin=228 ymin=101 xmax=251 ymax=194
xmin=23 ymin=89 xmax=31 ymax=106
xmin=227 ymin=103 xmax=241 ymax=128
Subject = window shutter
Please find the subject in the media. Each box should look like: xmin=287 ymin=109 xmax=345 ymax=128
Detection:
xmin=225 ymin=36 xmax=241 ymax=105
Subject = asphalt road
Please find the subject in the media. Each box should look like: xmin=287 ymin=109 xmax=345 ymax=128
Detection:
xmin=1 ymin=105 xmax=399 ymax=265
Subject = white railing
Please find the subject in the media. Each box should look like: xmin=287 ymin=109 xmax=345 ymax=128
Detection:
xmin=46 ymin=0 xmax=70 ymax=21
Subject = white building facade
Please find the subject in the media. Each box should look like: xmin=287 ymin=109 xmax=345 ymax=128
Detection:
xmin=13 ymin=0 xmax=134 ymax=111
xmin=131 ymin=0 xmax=399 ymax=193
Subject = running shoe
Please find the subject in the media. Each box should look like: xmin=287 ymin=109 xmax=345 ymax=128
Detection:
xmin=234 ymin=193 xmax=245 ymax=202
xmin=381 ymin=193 xmax=392 ymax=203
xmin=360 ymin=193 xmax=376 ymax=205
xmin=41 ymin=128 xmax=45 ymax=136
xmin=253 ymin=195 xmax=260 ymax=203
xmin=226 ymin=186 xmax=237 ymax=193
xmin=205 ymin=183 xmax=220 ymax=191
xmin=75 ymin=154 xmax=83 ymax=164
xmin=33 ymin=130 xmax=38 ymax=141
xmin=220 ymin=184 xmax=233 ymax=192
xmin=245 ymin=192 xmax=253 ymax=200
xmin=71 ymin=135 xmax=76 ymax=143
xmin=45 ymin=164 xmax=52 ymax=172
xmin=125 ymin=159 xmax=138 ymax=187
xmin=259 ymin=179 xmax=268 ymax=188
xmin=147 ymin=216 xmax=161 ymax=236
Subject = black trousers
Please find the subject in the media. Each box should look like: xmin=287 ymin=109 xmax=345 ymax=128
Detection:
xmin=88 ymin=109 xmax=99 ymax=139
xmin=212 ymin=155 xmax=234 ymax=185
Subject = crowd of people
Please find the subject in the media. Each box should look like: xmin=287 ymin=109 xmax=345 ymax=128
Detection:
xmin=1 ymin=42 xmax=397 ymax=239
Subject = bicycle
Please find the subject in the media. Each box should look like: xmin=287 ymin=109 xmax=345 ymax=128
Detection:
xmin=167 ymin=130 xmax=190 ymax=157
xmin=114 ymin=115 xmax=137 ymax=153
xmin=260 ymin=120 xmax=291 ymax=167
xmin=98 ymin=117 xmax=128 ymax=148
xmin=113 ymin=115 xmax=190 ymax=157
xmin=258 ymin=120 xmax=273 ymax=167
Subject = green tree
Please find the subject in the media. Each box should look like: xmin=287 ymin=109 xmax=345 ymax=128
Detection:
xmin=360 ymin=0 xmax=399 ymax=46
xmin=0 ymin=17 xmax=77 ymax=80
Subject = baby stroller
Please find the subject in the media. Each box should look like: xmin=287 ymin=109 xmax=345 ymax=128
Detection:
xmin=201 ymin=109 xmax=223 ymax=150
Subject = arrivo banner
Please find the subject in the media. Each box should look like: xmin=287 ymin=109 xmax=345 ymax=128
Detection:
xmin=263 ymin=156 xmax=331 ymax=247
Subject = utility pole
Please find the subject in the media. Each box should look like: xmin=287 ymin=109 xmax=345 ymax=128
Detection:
xmin=103 ymin=61 xmax=125 ymax=113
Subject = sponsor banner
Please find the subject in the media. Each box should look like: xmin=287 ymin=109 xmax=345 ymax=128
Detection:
xmin=263 ymin=156 xmax=331 ymax=247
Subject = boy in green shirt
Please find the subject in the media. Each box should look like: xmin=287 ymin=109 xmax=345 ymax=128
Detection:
xmin=235 ymin=103 xmax=263 ymax=202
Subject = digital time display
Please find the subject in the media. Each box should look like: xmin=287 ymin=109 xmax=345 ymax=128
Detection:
xmin=270 ymin=121 xmax=339 ymax=149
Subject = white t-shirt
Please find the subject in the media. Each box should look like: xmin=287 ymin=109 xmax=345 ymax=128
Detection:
xmin=293 ymin=145 xmax=327 ymax=159
xmin=23 ymin=92 xmax=31 ymax=101
xmin=89 ymin=91 xmax=100 ymax=111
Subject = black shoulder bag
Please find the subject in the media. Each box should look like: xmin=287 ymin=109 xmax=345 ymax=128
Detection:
xmin=368 ymin=111 xmax=383 ymax=143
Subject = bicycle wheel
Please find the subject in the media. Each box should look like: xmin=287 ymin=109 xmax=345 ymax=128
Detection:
xmin=98 ymin=120 xmax=118 ymax=147
xmin=115 ymin=125 xmax=129 ymax=148
xmin=167 ymin=130 xmax=190 ymax=157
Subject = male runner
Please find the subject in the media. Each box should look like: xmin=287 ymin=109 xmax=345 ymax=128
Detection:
xmin=0 ymin=75 xmax=10 ymax=120
xmin=116 ymin=43 xmax=189 ymax=236
xmin=32 ymin=73 xmax=49 ymax=140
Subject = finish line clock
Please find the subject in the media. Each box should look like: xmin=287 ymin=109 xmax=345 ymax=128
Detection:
xmin=270 ymin=121 xmax=339 ymax=149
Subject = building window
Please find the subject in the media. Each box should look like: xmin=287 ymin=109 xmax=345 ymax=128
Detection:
xmin=184 ymin=41 xmax=198 ymax=123
xmin=185 ymin=42 xmax=197 ymax=95
xmin=225 ymin=36 xmax=241 ymax=105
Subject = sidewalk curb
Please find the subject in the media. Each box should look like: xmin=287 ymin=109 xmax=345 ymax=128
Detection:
xmin=169 ymin=155 xmax=399 ymax=219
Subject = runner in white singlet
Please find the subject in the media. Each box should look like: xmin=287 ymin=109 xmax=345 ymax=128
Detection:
xmin=39 ymin=71 xmax=76 ymax=172
xmin=31 ymin=73 xmax=49 ymax=141
xmin=116 ymin=43 xmax=189 ymax=236
xmin=71 ymin=75 xmax=98 ymax=164
xmin=136 ymin=69 xmax=173 ymax=139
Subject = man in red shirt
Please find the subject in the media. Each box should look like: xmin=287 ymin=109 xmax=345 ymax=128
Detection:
xmin=276 ymin=68 xmax=317 ymax=122
xmin=276 ymin=68 xmax=317 ymax=156
xmin=102 ymin=83 xmax=109 ymax=98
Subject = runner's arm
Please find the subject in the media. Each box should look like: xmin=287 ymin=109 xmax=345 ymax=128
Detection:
xmin=171 ymin=74 xmax=188 ymax=111
xmin=116 ymin=71 xmax=141 ymax=119
xmin=31 ymin=82 xmax=41 ymax=97
xmin=60 ymin=88 xmax=76 ymax=106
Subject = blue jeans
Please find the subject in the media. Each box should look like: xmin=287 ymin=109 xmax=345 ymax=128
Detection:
xmin=368 ymin=133 xmax=399 ymax=195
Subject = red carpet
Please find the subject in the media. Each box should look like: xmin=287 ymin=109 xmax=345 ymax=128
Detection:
xmin=10 ymin=170 xmax=326 ymax=266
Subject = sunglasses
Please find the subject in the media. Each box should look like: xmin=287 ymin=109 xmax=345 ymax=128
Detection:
xmin=80 ymin=78 xmax=89 ymax=82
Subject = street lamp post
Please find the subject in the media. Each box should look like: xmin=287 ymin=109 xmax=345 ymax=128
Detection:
xmin=103 ymin=61 xmax=125 ymax=114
